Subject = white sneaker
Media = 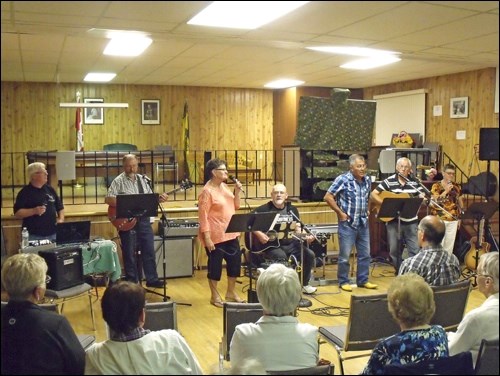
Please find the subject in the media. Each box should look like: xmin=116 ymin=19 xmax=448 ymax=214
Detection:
xmin=302 ymin=285 xmax=317 ymax=295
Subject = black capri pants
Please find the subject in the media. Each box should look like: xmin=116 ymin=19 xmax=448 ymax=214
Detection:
xmin=206 ymin=238 xmax=242 ymax=281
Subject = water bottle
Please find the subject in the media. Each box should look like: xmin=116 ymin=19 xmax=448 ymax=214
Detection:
xmin=21 ymin=227 xmax=29 ymax=249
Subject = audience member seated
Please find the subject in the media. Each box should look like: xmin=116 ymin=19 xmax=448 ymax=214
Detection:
xmin=229 ymin=263 xmax=319 ymax=371
xmin=1 ymin=253 xmax=85 ymax=375
xmin=85 ymin=281 xmax=202 ymax=375
xmin=361 ymin=273 xmax=449 ymax=375
xmin=448 ymin=252 xmax=499 ymax=365
xmin=399 ymin=215 xmax=461 ymax=286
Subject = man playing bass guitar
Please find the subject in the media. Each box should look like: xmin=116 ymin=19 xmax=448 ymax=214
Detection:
xmin=370 ymin=157 xmax=428 ymax=273
xmin=105 ymin=154 xmax=168 ymax=288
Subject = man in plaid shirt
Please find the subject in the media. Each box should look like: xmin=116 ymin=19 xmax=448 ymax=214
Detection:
xmin=399 ymin=215 xmax=461 ymax=286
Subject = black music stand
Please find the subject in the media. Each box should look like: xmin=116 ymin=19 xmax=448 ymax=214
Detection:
xmin=226 ymin=212 xmax=279 ymax=303
xmin=117 ymin=193 xmax=170 ymax=301
xmin=378 ymin=197 xmax=424 ymax=269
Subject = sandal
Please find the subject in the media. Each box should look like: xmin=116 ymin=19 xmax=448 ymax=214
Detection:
xmin=225 ymin=295 xmax=246 ymax=303
xmin=210 ymin=299 xmax=224 ymax=308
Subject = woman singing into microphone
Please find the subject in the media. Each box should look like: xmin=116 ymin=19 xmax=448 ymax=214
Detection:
xmin=430 ymin=164 xmax=464 ymax=254
xmin=198 ymin=158 xmax=245 ymax=307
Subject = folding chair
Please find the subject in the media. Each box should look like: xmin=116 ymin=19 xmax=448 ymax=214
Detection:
xmin=268 ymin=364 xmax=333 ymax=375
xmin=220 ymin=302 xmax=263 ymax=362
xmin=319 ymin=293 xmax=399 ymax=375
xmin=430 ymin=279 xmax=471 ymax=330
xmin=45 ymin=282 xmax=96 ymax=331
xmin=475 ymin=338 xmax=499 ymax=375
xmin=383 ymin=351 xmax=474 ymax=375
xmin=143 ymin=301 xmax=177 ymax=331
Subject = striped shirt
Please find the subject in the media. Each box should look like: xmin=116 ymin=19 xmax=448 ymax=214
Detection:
xmin=374 ymin=173 xmax=426 ymax=221
xmin=106 ymin=172 xmax=152 ymax=197
xmin=327 ymin=171 xmax=371 ymax=228
xmin=399 ymin=246 xmax=461 ymax=286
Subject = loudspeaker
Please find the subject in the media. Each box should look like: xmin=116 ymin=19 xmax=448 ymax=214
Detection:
xmin=479 ymin=128 xmax=499 ymax=161
xmin=154 ymin=236 xmax=194 ymax=278
xmin=56 ymin=151 xmax=76 ymax=180
xmin=39 ymin=246 xmax=84 ymax=290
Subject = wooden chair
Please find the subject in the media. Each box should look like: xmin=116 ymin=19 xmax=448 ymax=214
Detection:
xmin=475 ymin=338 xmax=499 ymax=375
xmin=220 ymin=302 xmax=263 ymax=362
xmin=319 ymin=293 xmax=399 ymax=375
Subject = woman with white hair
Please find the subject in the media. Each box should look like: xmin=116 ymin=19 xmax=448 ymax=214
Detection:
xmin=14 ymin=162 xmax=64 ymax=242
xmin=229 ymin=263 xmax=319 ymax=371
xmin=1 ymin=253 xmax=84 ymax=374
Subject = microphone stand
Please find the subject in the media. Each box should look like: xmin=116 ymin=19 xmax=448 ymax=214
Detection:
xmin=398 ymin=173 xmax=457 ymax=220
xmin=144 ymin=175 xmax=191 ymax=306
xmin=289 ymin=210 xmax=313 ymax=308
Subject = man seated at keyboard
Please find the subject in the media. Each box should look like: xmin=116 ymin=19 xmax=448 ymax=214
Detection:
xmin=250 ymin=183 xmax=317 ymax=295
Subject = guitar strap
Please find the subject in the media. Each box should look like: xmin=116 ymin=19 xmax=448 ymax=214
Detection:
xmin=137 ymin=177 xmax=144 ymax=194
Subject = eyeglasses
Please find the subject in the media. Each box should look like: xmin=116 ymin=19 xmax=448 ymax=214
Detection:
xmin=399 ymin=166 xmax=411 ymax=170
xmin=445 ymin=171 xmax=455 ymax=175
xmin=476 ymin=273 xmax=491 ymax=279
xmin=215 ymin=168 xmax=228 ymax=171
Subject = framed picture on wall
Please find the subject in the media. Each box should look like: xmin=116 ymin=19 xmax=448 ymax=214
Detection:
xmin=450 ymin=97 xmax=468 ymax=119
xmin=142 ymin=99 xmax=160 ymax=125
xmin=84 ymin=98 xmax=104 ymax=124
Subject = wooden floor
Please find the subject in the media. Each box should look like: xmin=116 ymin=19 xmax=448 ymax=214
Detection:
xmin=58 ymin=262 xmax=484 ymax=375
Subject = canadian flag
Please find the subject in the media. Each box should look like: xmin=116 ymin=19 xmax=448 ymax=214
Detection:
xmin=75 ymin=92 xmax=84 ymax=151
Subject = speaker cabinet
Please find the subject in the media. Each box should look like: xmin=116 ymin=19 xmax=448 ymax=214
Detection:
xmin=479 ymin=128 xmax=499 ymax=161
xmin=56 ymin=151 xmax=76 ymax=180
xmin=154 ymin=236 xmax=194 ymax=279
xmin=39 ymin=246 xmax=84 ymax=290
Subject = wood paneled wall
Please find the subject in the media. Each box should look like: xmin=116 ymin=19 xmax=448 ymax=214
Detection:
xmin=364 ymin=68 xmax=499 ymax=179
xmin=0 ymin=83 xmax=273 ymax=154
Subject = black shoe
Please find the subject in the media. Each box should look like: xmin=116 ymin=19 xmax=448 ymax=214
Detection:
xmin=146 ymin=280 xmax=164 ymax=288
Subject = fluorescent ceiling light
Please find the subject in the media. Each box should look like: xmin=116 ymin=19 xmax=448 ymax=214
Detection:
xmin=264 ymin=79 xmax=304 ymax=89
xmin=104 ymin=35 xmax=152 ymax=57
xmin=340 ymin=56 xmax=401 ymax=70
xmin=84 ymin=73 xmax=116 ymax=82
xmin=188 ymin=1 xmax=309 ymax=29
xmin=307 ymin=46 xmax=400 ymax=57
xmin=59 ymin=103 xmax=128 ymax=108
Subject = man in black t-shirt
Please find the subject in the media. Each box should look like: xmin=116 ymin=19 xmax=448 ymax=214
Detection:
xmin=14 ymin=162 xmax=64 ymax=242
xmin=251 ymin=183 xmax=317 ymax=294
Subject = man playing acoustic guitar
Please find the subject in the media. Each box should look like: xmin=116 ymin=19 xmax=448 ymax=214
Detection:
xmin=105 ymin=154 xmax=168 ymax=288
xmin=370 ymin=157 xmax=427 ymax=273
xmin=251 ymin=183 xmax=317 ymax=295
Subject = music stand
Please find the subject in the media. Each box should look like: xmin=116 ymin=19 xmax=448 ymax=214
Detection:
xmin=378 ymin=197 xmax=423 ymax=269
xmin=117 ymin=193 xmax=169 ymax=301
xmin=226 ymin=212 xmax=279 ymax=302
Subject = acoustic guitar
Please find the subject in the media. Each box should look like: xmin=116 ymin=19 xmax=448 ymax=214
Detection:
xmin=108 ymin=179 xmax=193 ymax=232
xmin=464 ymin=217 xmax=490 ymax=271
xmin=370 ymin=191 xmax=410 ymax=222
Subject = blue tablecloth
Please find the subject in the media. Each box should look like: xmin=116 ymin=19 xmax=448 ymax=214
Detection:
xmin=81 ymin=240 xmax=122 ymax=282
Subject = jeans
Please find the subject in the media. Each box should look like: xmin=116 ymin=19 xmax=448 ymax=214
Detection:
xmin=386 ymin=220 xmax=419 ymax=272
xmin=265 ymin=240 xmax=315 ymax=286
xmin=119 ymin=217 xmax=159 ymax=283
xmin=337 ymin=220 xmax=371 ymax=286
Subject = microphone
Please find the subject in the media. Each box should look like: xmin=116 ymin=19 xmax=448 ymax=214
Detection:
xmin=142 ymin=174 xmax=152 ymax=183
xmin=228 ymin=175 xmax=245 ymax=195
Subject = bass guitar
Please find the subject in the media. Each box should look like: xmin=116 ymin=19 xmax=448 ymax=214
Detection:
xmin=108 ymin=179 xmax=193 ymax=232
xmin=464 ymin=217 xmax=490 ymax=271
xmin=370 ymin=191 xmax=410 ymax=222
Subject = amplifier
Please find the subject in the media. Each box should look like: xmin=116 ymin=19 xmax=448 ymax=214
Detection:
xmin=159 ymin=219 xmax=199 ymax=238
xmin=39 ymin=246 xmax=84 ymax=291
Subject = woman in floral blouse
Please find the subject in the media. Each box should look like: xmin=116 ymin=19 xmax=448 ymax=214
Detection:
xmin=361 ymin=273 xmax=449 ymax=375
